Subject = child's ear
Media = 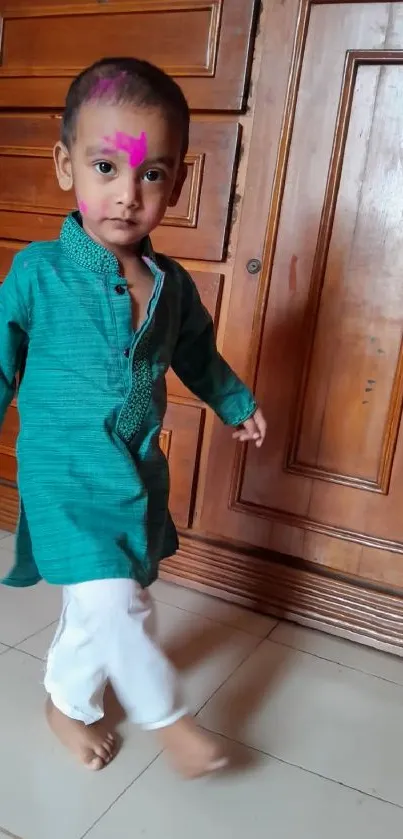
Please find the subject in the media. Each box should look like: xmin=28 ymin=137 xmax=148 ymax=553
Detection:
xmin=168 ymin=163 xmax=187 ymax=207
xmin=53 ymin=142 xmax=73 ymax=191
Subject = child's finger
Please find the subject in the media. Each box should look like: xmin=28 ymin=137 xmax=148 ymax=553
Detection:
xmin=233 ymin=431 xmax=260 ymax=444
xmin=243 ymin=419 xmax=259 ymax=436
xmin=233 ymin=430 xmax=251 ymax=441
xmin=233 ymin=410 xmax=267 ymax=446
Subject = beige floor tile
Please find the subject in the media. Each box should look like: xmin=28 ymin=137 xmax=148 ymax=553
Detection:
xmin=17 ymin=623 xmax=56 ymax=658
xmin=198 ymin=639 xmax=403 ymax=807
xmin=18 ymin=601 xmax=260 ymax=715
xmin=271 ymin=622 xmax=403 ymax=684
xmin=0 ymin=649 xmax=161 ymax=839
xmin=147 ymin=601 xmax=260 ymax=713
xmin=86 ymin=740 xmax=403 ymax=839
xmin=153 ymin=579 xmax=277 ymax=637
xmin=0 ymin=534 xmax=15 ymax=551
xmin=0 ymin=568 xmax=61 ymax=647
xmin=0 ymin=545 xmax=14 ymax=568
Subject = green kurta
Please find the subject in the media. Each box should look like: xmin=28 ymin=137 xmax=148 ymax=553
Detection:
xmin=0 ymin=212 xmax=256 ymax=588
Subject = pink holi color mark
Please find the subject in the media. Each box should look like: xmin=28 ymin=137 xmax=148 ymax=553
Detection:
xmin=90 ymin=72 xmax=127 ymax=99
xmin=78 ymin=200 xmax=88 ymax=215
xmin=103 ymin=130 xmax=147 ymax=168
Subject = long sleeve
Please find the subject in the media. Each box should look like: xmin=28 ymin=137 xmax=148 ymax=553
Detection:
xmin=171 ymin=270 xmax=257 ymax=426
xmin=0 ymin=266 xmax=29 ymax=427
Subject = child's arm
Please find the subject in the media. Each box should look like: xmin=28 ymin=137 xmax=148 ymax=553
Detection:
xmin=0 ymin=265 xmax=29 ymax=427
xmin=171 ymin=270 xmax=266 ymax=447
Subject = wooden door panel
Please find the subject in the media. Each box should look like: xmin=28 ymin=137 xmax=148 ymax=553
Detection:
xmin=200 ymin=0 xmax=403 ymax=590
xmin=237 ymin=4 xmax=403 ymax=556
xmin=288 ymin=60 xmax=403 ymax=492
xmin=2 ymin=9 xmax=212 ymax=73
xmin=0 ymin=0 xmax=258 ymax=111
xmin=0 ymin=113 xmax=239 ymax=259
xmin=153 ymin=120 xmax=241 ymax=260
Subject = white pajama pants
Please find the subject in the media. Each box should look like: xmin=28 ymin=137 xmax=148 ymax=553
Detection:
xmin=44 ymin=578 xmax=187 ymax=729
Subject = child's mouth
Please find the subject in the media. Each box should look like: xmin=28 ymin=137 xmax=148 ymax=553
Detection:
xmin=109 ymin=218 xmax=136 ymax=228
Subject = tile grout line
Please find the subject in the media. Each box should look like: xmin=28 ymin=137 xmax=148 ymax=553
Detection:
xmin=267 ymin=637 xmax=403 ymax=688
xmin=80 ymin=632 xmax=264 ymax=839
xmin=10 ymin=619 xmax=58 ymax=650
xmin=3 ymin=600 xmax=403 ymax=824
xmin=0 ymin=620 xmax=57 ymax=660
xmin=207 ymin=727 xmax=403 ymax=812
xmin=7 ymin=606 xmax=270 ymax=662
xmin=152 ymin=594 xmax=277 ymax=638
xmin=190 ymin=625 xmax=403 ymax=811
xmin=82 ymin=722 xmax=403 ymax=836
xmin=9 ymin=647 xmax=46 ymax=663
xmin=3 ymin=572 xmax=403 ymax=822
xmin=80 ymin=751 xmax=163 ymax=839
xmin=265 ymin=619 xmax=280 ymax=639
xmin=6 ymin=596 xmax=403 ymax=687
xmin=195 ymin=635 xmax=269 ymax=720
xmin=4 ymin=583 xmax=403 ymax=818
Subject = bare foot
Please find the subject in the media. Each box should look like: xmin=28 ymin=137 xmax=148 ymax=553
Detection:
xmin=46 ymin=698 xmax=117 ymax=770
xmin=157 ymin=715 xmax=228 ymax=779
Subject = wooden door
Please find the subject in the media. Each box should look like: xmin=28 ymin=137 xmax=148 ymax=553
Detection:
xmin=0 ymin=0 xmax=259 ymax=529
xmin=165 ymin=0 xmax=403 ymax=649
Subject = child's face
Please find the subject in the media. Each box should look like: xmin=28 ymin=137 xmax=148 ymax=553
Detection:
xmin=54 ymin=101 xmax=186 ymax=253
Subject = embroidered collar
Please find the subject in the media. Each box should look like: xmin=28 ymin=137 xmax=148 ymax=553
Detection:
xmin=59 ymin=211 xmax=159 ymax=275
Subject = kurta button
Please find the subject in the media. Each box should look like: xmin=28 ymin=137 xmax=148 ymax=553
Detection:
xmin=115 ymin=284 xmax=126 ymax=295
xmin=123 ymin=348 xmax=130 ymax=358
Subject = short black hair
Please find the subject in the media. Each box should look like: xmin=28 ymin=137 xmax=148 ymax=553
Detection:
xmin=61 ymin=56 xmax=190 ymax=158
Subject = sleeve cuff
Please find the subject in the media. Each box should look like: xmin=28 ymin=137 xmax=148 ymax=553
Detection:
xmin=221 ymin=395 xmax=257 ymax=427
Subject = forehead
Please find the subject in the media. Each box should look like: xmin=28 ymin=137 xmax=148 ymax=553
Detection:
xmin=74 ymin=102 xmax=182 ymax=159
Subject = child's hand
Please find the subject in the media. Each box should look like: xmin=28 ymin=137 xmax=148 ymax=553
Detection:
xmin=232 ymin=408 xmax=267 ymax=448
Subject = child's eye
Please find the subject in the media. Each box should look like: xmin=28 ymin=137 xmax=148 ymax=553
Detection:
xmin=143 ymin=169 xmax=164 ymax=183
xmin=94 ymin=161 xmax=115 ymax=176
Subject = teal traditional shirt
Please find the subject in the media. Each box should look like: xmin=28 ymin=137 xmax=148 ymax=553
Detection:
xmin=0 ymin=212 xmax=256 ymax=588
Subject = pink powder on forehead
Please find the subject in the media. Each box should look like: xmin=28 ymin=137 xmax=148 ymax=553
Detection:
xmin=103 ymin=130 xmax=147 ymax=168
xmin=78 ymin=199 xmax=88 ymax=215
xmin=89 ymin=71 xmax=127 ymax=100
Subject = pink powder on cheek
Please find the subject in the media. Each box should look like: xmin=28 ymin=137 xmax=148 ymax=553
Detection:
xmin=78 ymin=200 xmax=88 ymax=215
xmin=103 ymin=131 xmax=147 ymax=168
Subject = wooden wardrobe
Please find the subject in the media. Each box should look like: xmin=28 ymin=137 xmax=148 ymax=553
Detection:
xmin=1 ymin=0 xmax=403 ymax=652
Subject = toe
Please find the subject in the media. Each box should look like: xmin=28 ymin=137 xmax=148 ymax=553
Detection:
xmin=86 ymin=754 xmax=104 ymax=771
xmin=208 ymin=757 xmax=228 ymax=772
xmin=103 ymin=743 xmax=114 ymax=763
xmin=104 ymin=733 xmax=115 ymax=753
xmin=95 ymin=743 xmax=112 ymax=763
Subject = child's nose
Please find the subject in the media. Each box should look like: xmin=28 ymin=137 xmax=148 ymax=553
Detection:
xmin=118 ymin=175 xmax=140 ymax=208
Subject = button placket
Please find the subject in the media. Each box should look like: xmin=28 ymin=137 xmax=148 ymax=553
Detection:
xmin=109 ymin=276 xmax=132 ymax=389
